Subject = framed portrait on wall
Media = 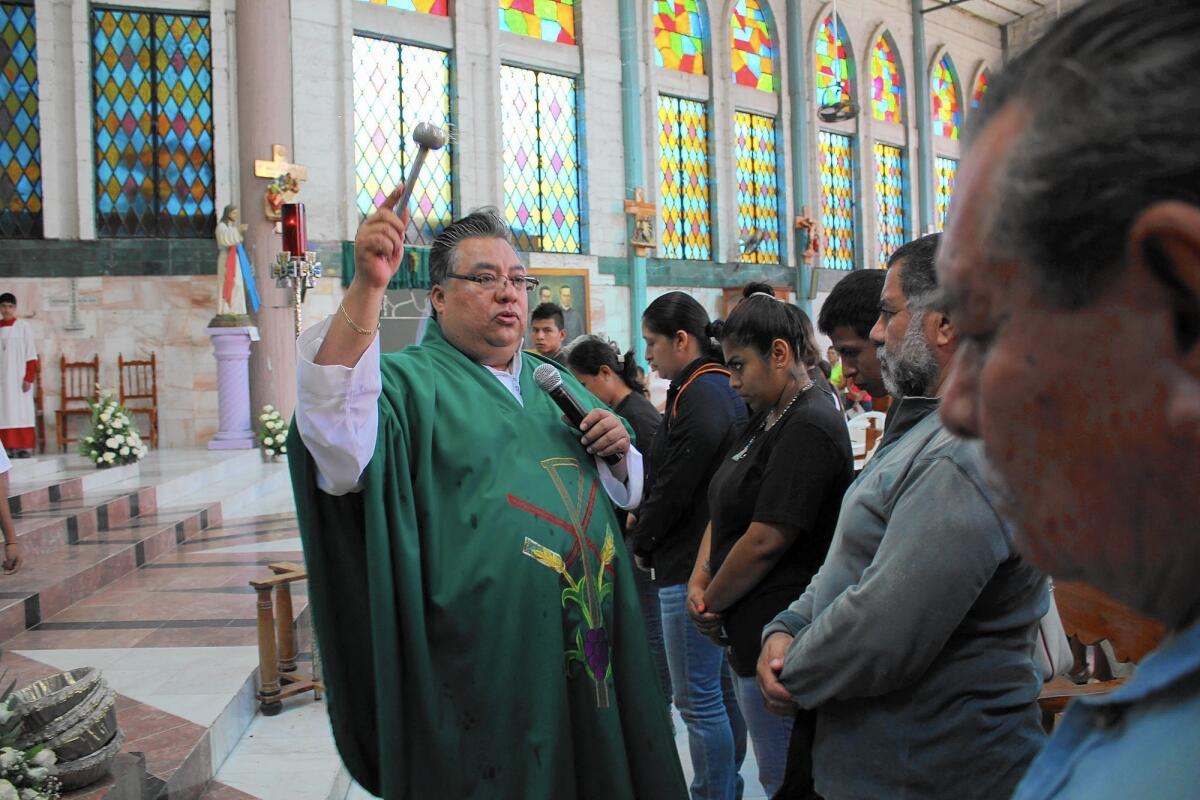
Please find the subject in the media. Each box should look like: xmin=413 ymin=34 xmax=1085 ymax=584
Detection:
xmin=529 ymin=268 xmax=590 ymax=343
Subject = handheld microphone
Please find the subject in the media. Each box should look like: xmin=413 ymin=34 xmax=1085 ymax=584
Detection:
xmin=533 ymin=363 xmax=625 ymax=467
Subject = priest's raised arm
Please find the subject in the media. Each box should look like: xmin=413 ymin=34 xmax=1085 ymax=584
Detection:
xmin=286 ymin=204 xmax=685 ymax=800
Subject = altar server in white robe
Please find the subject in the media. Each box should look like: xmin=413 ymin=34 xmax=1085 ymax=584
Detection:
xmin=0 ymin=293 xmax=37 ymax=457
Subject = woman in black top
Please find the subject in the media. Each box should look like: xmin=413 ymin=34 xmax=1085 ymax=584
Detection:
xmin=688 ymin=284 xmax=853 ymax=798
xmin=630 ymin=292 xmax=749 ymax=800
xmin=566 ymin=335 xmax=671 ymax=705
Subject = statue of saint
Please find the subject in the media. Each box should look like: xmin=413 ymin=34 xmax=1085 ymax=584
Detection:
xmin=214 ymin=205 xmax=251 ymax=324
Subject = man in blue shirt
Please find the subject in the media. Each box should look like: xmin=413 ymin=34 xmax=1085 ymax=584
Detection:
xmin=936 ymin=1 xmax=1200 ymax=797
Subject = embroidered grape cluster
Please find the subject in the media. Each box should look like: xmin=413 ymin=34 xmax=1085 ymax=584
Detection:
xmin=584 ymin=627 xmax=609 ymax=679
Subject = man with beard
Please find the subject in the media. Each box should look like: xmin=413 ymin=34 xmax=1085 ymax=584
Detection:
xmin=936 ymin=1 xmax=1200 ymax=795
xmin=756 ymin=233 xmax=1049 ymax=800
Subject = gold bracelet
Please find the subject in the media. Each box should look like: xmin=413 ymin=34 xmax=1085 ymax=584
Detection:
xmin=338 ymin=302 xmax=379 ymax=335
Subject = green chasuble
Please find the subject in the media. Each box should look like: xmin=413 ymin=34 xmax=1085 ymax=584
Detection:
xmin=288 ymin=320 xmax=687 ymax=800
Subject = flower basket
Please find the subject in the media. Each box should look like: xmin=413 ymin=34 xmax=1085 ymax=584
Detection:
xmin=258 ymin=405 xmax=289 ymax=462
xmin=78 ymin=390 xmax=147 ymax=469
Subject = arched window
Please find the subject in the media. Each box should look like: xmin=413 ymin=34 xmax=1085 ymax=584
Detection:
xmin=654 ymin=0 xmax=706 ymax=75
xmin=869 ymin=34 xmax=903 ymax=124
xmin=359 ymin=0 xmax=449 ymax=15
xmin=353 ymin=35 xmax=454 ymax=245
xmin=499 ymin=0 xmax=576 ymax=45
xmin=930 ymin=54 xmax=961 ymax=140
xmin=92 ymin=8 xmax=214 ymax=237
xmin=501 ymin=66 xmax=581 ymax=252
xmin=814 ymin=13 xmax=852 ymax=108
xmin=971 ymin=68 xmax=989 ymax=110
xmin=730 ymin=0 xmax=774 ymax=92
xmin=734 ymin=112 xmax=779 ymax=264
xmin=0 ymin=0 xmax=42 ymax=238
xmin=935 ymin=156 xmax=957 ymax=232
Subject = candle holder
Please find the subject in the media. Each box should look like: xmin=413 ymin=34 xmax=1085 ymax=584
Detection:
xmin=272 ymin=203 xmax=322 ymax=338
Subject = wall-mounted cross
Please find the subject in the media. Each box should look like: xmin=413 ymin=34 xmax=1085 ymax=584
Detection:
xmin=254 ymin=145 xmax=308 ymax=182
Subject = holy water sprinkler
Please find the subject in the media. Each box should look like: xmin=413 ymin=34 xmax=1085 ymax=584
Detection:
xmin=385 ymin=122 xmax=450 ymax=217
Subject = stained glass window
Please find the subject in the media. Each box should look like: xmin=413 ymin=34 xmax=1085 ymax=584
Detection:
xmin=360 ymin=0 xmax=449 ymax=15
xmin=501 ymin=65 xmax=581 ymax=253
xmin=353 ymin=36 xmax=453 ymax=245
xmin=658 ymin=95 xmax=710 ymax=260
xmin=814 ymin=14 xmax=852 ymax=108
xmin=654 ymin=1 xmax=705 ymax=75
xmin=930 ymin=54 xmax=960 ymax=140
xmin=92 ymin=9 xmax=214 ymax=238
xmin=935 ymin=156 xmax=957 ymax=231
xmin=734 ymin=111 xmax=778 ymax=264
xmin=500 ymin=0 xmax=576 ymax=45
xmin=870 ymin=35 xmax=903 ymax=124
xmin=818 ymin=130 xmax=855 ymax=271
xmin=0 ymin=1 xmax=40 ymax=238
xmin=874 ymin=143 xmax=906 ymax=268
xmin=731 ymin=0 xmax=774 ymax=92
xmin=971 ymin=69 xmax=989 ymax=109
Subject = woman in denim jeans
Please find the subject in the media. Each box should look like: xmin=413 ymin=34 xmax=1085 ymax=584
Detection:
xmin=629 ymin=293 xmax=749 ymax=800
xmin=688 ymin=284 xmax=853 ymax=797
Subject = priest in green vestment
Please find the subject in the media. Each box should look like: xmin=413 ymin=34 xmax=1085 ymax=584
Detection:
xmin=288 ymin=205 xmax=687 ymax=799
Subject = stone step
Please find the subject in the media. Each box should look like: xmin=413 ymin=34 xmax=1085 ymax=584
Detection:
xmin=7 ymin=461 xmax=140 ymax=515
xmin=0 ymin=503 xmax=221 ymax=644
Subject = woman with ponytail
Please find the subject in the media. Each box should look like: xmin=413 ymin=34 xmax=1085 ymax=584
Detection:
xmin=688 ymin=283 xmax=853 ymax=797
xmin=566 ymin=336 xmax=672 ymax=705
xmin=630 ymin=292 xmax=750 ymax=800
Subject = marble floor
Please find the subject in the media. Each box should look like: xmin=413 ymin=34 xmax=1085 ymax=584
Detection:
xmin=3 ymin=451 xmax=771 ymax=799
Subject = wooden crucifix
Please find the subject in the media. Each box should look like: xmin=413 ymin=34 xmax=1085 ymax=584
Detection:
xmin=254 ymin=145 xmax=308 ymax=221
xmin=623 ymin=187 xmax=657 ymax=256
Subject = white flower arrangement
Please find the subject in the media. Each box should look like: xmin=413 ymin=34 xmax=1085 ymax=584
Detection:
xmin=80 ymin=389 xmax=147 ymax=468
xmin=0 ymin=681 xmax=61 ymax=800
xmin=258 ymin=404 xmax=289 ymax=459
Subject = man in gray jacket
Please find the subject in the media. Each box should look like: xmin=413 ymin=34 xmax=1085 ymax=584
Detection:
xmin=757 ymin=233 xmax=1048 ymax=800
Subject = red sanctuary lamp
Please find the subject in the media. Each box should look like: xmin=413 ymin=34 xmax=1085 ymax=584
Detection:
xmin=273 ymin=202 xmax=322 ymax=337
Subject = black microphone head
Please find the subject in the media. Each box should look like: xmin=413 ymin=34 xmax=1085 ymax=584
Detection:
xmin=533 ymin=363 xmax=563 ymax=393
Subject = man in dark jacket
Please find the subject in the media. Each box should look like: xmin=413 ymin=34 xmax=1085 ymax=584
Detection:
xmin=759 ymin=235 xmax=1048 ymax=800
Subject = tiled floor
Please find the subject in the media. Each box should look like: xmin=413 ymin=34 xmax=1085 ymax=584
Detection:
xmin=4 ymin=451 xmax=773 ymax=799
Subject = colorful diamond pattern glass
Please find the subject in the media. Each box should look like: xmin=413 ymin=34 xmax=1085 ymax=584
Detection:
xmin=353 ymin=35 xmax=453 ymax=245
xmin=730 ymin=0 xmax=774 ymax=92
xmin=930 ymin=54 xmax=960 ymax=140
xmin=654 ymin=1 xmax=705 ymax=75
xmin=734 ymin=111 xmax=779 ymax=264
xmin=0 ymin=1 xmax=41 ymax=237
xmin=935 ymin=156 xmax=957 ymax=231
xmin=971 ymin=68 xmax=989 ymax=109
xmin=92 ymin=9 xmax=214 ymax=238
xmin=815 ymin=14 xmax=852 ymax=108
xmin=499 ymin=0 xmax=576 ymax=46
xmin=500 ymin=65 xmax=581 ymax=253
xmin=873 ymin=143 xmax=906 ymax=268
xmin=870 ymin=35 xmax=903 ymax=124
xmin=361 ymin=0 xmax=449 ymax=15
xmin=818 ymin=130 xmax=855 ymax=271
xmin=658 ymin=95 xmax=710 ymax=260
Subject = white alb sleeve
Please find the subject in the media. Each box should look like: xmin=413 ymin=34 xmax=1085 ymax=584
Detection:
xmin=294 ymin=316 xmax=382 ymax=495
xmin=597 ymin=446 xmax=643 ymax=510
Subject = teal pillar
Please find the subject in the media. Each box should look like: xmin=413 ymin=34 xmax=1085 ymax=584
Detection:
xmin=787 ymin=0 xmax=813 ymax=315
xmin=913 ymin=0 xmax=935 ymax=234
xmin=618 ymin=0 xmax=648 ymax=359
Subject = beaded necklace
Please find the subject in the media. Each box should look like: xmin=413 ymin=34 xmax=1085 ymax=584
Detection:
xmin=731 ymin=379 xmax=814 ymax=462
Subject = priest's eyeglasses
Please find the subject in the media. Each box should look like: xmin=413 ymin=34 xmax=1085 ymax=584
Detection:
xmin=446 ymin=272 xmax=541 ymax=293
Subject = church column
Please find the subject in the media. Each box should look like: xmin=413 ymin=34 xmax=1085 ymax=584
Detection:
xmin=618 ymin=0 xmax=647 ymax=359
xmin=236 ymin=0 xmax=298 ymax=419
xmin=912 ymin=0 xmax=935 ymax=234
xmin=786 ymin=0 xmax=813 ymax=315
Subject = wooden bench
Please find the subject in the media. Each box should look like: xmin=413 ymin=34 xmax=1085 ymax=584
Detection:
xmin=1038 ymin=580 xmax=1166 ymax=731
xmin=250 ymin=561 xmax=323 ymax=715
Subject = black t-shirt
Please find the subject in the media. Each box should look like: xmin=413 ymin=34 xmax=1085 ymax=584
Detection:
xmin=613 ymin=391 xmax=662 ymax=537
xmin=707 ymin=387 xmax=854 ymax=676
